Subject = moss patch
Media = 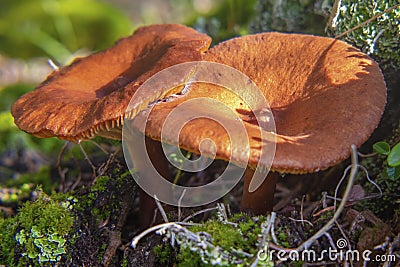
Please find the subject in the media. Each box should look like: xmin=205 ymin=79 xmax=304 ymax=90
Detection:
xmin=0 ymin=190 xmax=74 ymax=266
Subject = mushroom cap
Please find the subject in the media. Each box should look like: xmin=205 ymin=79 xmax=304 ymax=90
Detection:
xmin=133 ymin=81 xmax=276 ymax=170
xmin=11 ymin=24 xmax=211 ymax=142
xmin=137 ymin=32 xmax=387 ymax=174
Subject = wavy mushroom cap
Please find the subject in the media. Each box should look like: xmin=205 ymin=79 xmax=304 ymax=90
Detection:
xmin=11 ymin=24 xmax=211 ymax=142
xmin=138 ymin=32 xmax=387 ymax=174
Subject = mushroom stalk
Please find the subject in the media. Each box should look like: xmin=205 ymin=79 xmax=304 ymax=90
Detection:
xmin=240 ymin=168 xmax=278 ymax=214
xmin=137 ymin=137 xmax=172 ymax=227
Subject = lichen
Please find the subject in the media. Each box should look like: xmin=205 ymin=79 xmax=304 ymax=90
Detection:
xmin=0 ymin=190 xmax=75 ymax=266
xmin=154 ymin=213 xmax=272 ymax=267
xmin=250 ymin=0 xmax=400 ymax=70
xmin=331 ymin=0 xmax=400 ymax=70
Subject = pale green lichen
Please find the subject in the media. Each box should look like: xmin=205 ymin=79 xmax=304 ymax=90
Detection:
xmin=154 ymin=213 xmax=275 ymax=267
xmin=250 ymin=0 xmax=399 ymax=70
xmin=331 ymin=0 xmax=400 ymax=70
xmin=12 ymin=191 xmax=74 ymax=266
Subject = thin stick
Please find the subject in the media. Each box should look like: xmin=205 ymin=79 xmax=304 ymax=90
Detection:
xmin=87 ymin=139 xmax=110 ymax=154
xmin=335 ymin=221 xmax=353 ymax=267
xmin=154 ymin=195 xmax=169 ymax=223
xmin=177 ymin=189 xmax=187 ymax=221
xmin=359 ymin=165 xmax=382 ymax=198
xmin=300 ymin=195 xmax=305 ymax=227
xmin=357 ymin=151 xmax=377 ymax=158
xmin=182 ymin=207 xmax=218 ymax=223
xmin=131 ymin=222 xmax=197 ymax=248
xmin=287 ymin=217 xmax=313 ymax=227
xmin=270 ymin=212 xmax=279 ymax=245
xmin=173 ymin=151 xmax=191 ymax=185
xmin=251 ymin=213 xmax=276 ymax=266
xmin=57 ymin=141 xmax=70 ymax=192
xmin=322 ymin=191 xmax=328 ymax=208
xmin=383 ymin=236 xmax=398 ymax=267
xmin=295 ymin=145 xmax=359 ymax=251
xmin=96 ymin=152 xmax=116 ymax=179
xmin=79 ymin=142 xmax=97 ymax=177
xmin=69 ymin=157 xmax=82 ymax=191
xmin=47 ymin=58 xmax=59 ymax=71
xmin=324 ymin=232 xmax=337 ymax=251
xmin=334 ymin=165 xmax=352 ymax=211
xmin=326 ymin=164 xmax=382 ymax=202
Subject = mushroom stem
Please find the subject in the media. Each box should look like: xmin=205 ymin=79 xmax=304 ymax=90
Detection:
xmin=138 ymin=137 xmax=172 ymax=228
xmin=240 ymin=168 xmax=278 ymax=214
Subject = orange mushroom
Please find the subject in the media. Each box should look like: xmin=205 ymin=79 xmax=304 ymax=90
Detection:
xmin=11 ymin=25 xmax=386 ymax=217
xmin=11 ymin=24 xmax=211 ymax=142
xmin=11 ymin=24 xmax=212 ymax=227
xmin=131 ymin=32 xmax=387 ymax=214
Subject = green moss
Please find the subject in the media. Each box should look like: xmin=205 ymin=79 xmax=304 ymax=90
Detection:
xmin=319 ymin=210 xmax=334 ymax=221
xmin=89 ymin=176 xmax=112 ymax=220
xmin=276 ymin=227 xmax=290 ymax=248
xmin=292 ymin=260 xmax=305 ymax=267
xmin=154 ymin=244 xmax=175 ymax=266
xmin=0 ymin=216 xmax=18 ymax=265
xmin=73 ymin=172 xmax=128 ymax=225
xmin=73 ymin=176 xmax=104 ymax=213
xmin=177 ymin=249 xmax=205 ymax=267
xmin=16 ymin=192 xmax=74 ymax=265
xmin=121 ymin=256 xmax=129 ymax=267
xmin=160 ymin=214 xmax=268 ymax=266
xmin=192 ymin=222 xmax=246 ymax=249
xmin=97 ymin=243 xmax=107 ymax=263
xmin=332 ymin=0 xmax=400 ymax=70
xmin=91 ymin=176 xmax=110 ymax=192
xmin=0 ymin=191 xmax=75 ymax=266
xmin=62 ymin=166 xmax=134 ymax=266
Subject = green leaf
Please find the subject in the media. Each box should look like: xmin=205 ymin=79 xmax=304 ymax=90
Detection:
xmin=387 ymin=142 xmax=400 ymax=167
xmin=373 ymin=141 xmax=390 ymax=155
xmin=385 ymin=166 xmax=400 ymax=180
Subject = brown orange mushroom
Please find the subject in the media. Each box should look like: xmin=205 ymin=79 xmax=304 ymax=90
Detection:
xmin=11 ymin=24 xmax=211 ymax=142
xmin=133 ymin=32 xmax=387 ymax=215
xmin=11 ymin=25 xmax=387 ymax=218
xmin=11 ymin=24 xmax=212 ymax=227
